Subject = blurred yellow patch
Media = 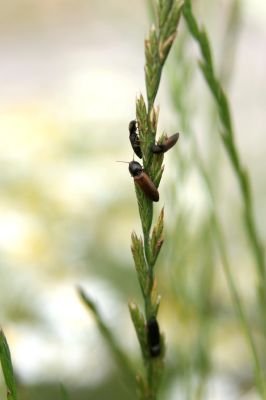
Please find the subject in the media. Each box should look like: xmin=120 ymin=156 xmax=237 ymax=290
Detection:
xmin=0 ymin=104 xmax=63 ymax=162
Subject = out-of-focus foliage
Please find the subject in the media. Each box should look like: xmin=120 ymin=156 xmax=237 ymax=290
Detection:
xmin=0 ymin=0 xmax=266 ymax=399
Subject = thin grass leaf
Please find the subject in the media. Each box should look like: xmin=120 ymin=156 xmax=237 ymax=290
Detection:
xmin=150 ymin=280 xmax=161 ymax=318
xmin=136 ymin=373 xmax=149 ymax=400
xmin=59 ymin=383 xmax=70 ymax=400
xmin=135 ymin=185 xmax=154 ymax=241
xmin=129 ymin=302 xmax=149 ymax=360
xmin=0 ymin=329 xmax=17 ymax=400
xmin=78 ymin=287 xmax=135 ymax=388
xmin=150 ymin=208 xmax=164 ymax=267
xmin=131 ymin=232 xmax=149 ymax=296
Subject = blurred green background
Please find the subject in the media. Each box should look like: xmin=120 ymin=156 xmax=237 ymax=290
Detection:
xmin=0 ymin=0 xmax=266 ymax=399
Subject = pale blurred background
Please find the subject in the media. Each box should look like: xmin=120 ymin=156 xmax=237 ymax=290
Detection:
xmin=0 ymin=1 xmax=266 ymax=399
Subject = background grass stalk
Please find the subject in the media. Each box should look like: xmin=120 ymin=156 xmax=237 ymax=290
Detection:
xmin=193 ymin=138 xmax=263 ymax=396
xmin=165 ymin=10 xmax=265 ymax=393
xmin=211 ymin=215 xmax=266 ymax=397
xmin=180 ymin=0 xmax=266 ymax=395
xmin=182 ymin=0 xmax=266 ymax=345
xmin=198 ymin=157 xmax=265 ymax=397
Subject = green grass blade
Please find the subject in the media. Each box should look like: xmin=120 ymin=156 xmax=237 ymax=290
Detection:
xmin=0 ymin=329 xmax=17 ymax=400
xmin=77 ymin=286 xmax=135 ymax=390
xmin=59 ymin=383 xmax=70 ymax=400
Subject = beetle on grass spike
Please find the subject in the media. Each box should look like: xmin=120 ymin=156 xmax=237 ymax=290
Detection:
xmin=152 ymin=132 xmax=179 ymax=154
xmin=128 ymin=161 xmax=159 ymax=202
xmin=129 ymin=120 xmax=142 ymax=159
xmin=147 ymin=316 xmax=161 ymax=357
xmin=117 ymin=160 xmax=159 ymax=202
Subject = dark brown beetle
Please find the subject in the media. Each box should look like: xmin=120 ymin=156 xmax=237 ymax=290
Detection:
xmin=129 ymin=161 xmax=159 ymax=202
xmin=129 ymin=120 xmax=142 ymax=159
xmin=147 ymin=316 xmax=161 ymax=357
xmin=152 ymin=132 xmax=179 ymax=154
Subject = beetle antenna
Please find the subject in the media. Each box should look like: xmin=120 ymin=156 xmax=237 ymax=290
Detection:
xmin=116 ymin=160 xmax=129 ymax=164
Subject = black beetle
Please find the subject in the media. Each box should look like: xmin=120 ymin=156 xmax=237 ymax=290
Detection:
xmin=152 ymin=132 xmax=179 ymax=154
xmin=129 ymin=161 xmax=159 ymax=202
xmin=129 ymin=120 xmax=142 ymax=159
xmin=147 ymin=316 xmax=161 ymax=357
